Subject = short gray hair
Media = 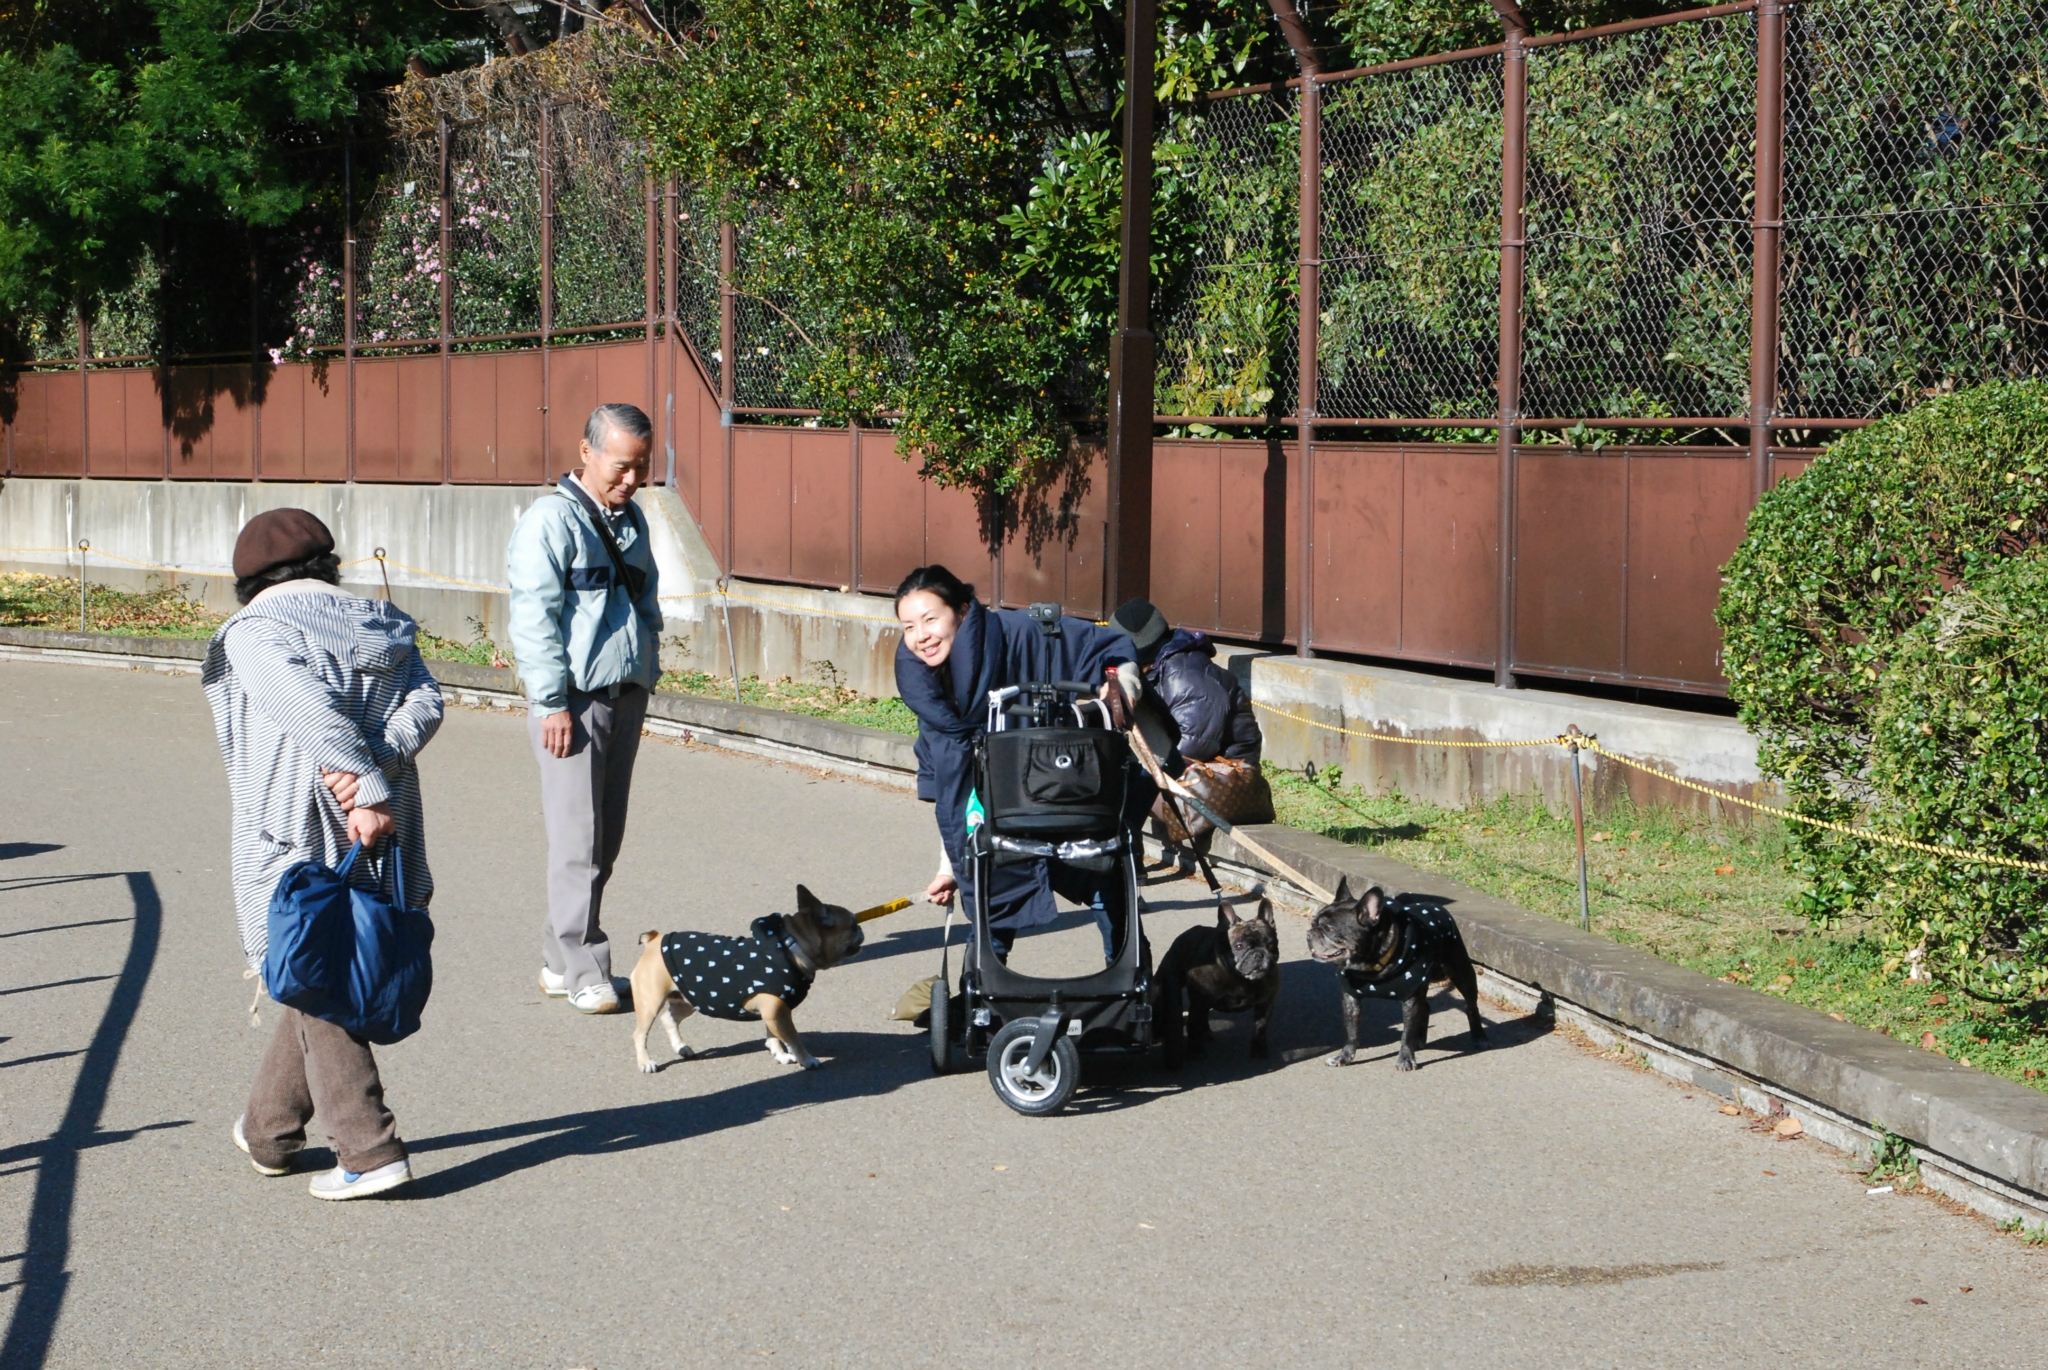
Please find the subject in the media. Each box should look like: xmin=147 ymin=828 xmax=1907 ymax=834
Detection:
xmin=584 ymin=402 xmax=654 ymax=451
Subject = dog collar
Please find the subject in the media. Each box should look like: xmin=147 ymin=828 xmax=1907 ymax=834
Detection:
xmin=777 ymin=929 xmax=816 ymax=982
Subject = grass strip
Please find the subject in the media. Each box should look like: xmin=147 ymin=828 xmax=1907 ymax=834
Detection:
xmin=1265 ymin=766 xmax=2048 ymax=1093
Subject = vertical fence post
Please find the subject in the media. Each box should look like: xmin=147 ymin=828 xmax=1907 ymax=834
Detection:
xmin=344 ymin=133 xmax=357 ymax=483
xmin=1750 ymin=0 xmax=1787 ymax=503
xmin=540 ymin=104 xmax=555 ymax=464
xmin=1297 ymin=71 xmax=1321 ymax=659
xmin=1567 ymin=725 xmax=1591 ymax=930
xmin=1104 ymin=0 xmax=1157 ymax=611
xmin=663 ymin=176 xmax=678 ymax=488
xmin=438 ymin=115 xmax=453 ymax=482
xmin=644 ymin=172 xmax=658 ymax=423
xmin=77 ymin=305 xmax=89 ymax=477
xmin=250 ymin=237 xmax=263 ymax=479
xmin=1494 ymin=6 xmax=1529 ymax=690
xmin=720 ymin=219 xmax=737 ymax=576
xmin=1268 ymin=0 xmax=1321 ymax=658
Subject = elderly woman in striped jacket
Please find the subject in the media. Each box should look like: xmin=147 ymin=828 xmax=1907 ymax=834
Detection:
xmin=202 ymin=508 xmax=443 ymax=1201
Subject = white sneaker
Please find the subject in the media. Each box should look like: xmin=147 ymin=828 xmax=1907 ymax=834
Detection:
xmin=567 ymin=981 xmax=621 ymax=1014
xmin=538 ymin=966 xmax=568 ymax=998
xmin=308 ymin=1157 xmax=413 ymax=1200
xmin=233 ymin=1116 xmax=298 ymax=1177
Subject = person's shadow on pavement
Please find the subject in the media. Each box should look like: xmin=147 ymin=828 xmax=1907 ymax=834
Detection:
xmin=403 ymin=1028 xmax=922 ymax=1198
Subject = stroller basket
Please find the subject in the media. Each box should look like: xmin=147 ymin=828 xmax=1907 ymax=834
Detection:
xmin=978 ymin=727 xmax=1129 ymax=838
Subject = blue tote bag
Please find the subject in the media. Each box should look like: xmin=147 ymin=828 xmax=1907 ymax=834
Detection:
xmin=265 ymin=839 xmax=434 ymax=1045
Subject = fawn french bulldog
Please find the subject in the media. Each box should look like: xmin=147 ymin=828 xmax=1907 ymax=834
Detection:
xmin=629 ymin=885 xmax=864 ymax=1073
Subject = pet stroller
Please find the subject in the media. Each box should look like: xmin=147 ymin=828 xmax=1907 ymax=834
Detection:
xmin=928 ymin=604 xmax=1152 ymax=1116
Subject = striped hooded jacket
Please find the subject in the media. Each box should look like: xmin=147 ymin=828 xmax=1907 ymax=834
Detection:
xmin=201 ymin=582 xmax=443 ymax=973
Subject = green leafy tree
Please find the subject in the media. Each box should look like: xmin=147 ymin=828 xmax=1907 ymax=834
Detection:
xmin=0 ymin=1 xmax=484 ymax=360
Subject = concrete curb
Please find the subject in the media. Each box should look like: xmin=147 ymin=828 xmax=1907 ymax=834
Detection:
xmin=8 ymin=624 xmax=2045 ymax=1223
xmin=1205 ymin=824 xmax=2048 ymax=1225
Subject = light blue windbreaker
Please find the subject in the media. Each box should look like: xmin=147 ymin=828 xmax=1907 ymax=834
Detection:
xmin=505 ymin=478 xmax=663 ymax=714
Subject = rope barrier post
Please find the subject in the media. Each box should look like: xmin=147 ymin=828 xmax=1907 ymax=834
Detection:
xmin=374 ymin=548 xmax=393 ymax=606
xmin=76 ymin=540 xmax=89 ymax=633
xmin=717 ymin=578 xmax=742 ymax=704
xmin=1566 ymin=724 xmax=1591 ymax=931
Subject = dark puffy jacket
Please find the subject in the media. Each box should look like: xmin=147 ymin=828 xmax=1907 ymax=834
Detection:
xmin=1147 ymin=629 xmax=1261 ymax=764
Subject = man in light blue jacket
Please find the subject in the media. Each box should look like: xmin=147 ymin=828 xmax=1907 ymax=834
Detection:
xmin=507 ymin=402 xmax=663 ymax=1014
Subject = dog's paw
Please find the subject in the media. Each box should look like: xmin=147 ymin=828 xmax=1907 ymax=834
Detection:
xmin=1324 ymin=1049 xmax=1355 ymax=1067
xmin=1395 ymin=1050 xmax=1417 ymax=1072
xmin=674 ymin=1044 xmax=694 ymax=1062
xmin=797 ymin=1055 xmax=823 ymax=1070
xmin=637 ymin=1058 xmax=659 ymax=1075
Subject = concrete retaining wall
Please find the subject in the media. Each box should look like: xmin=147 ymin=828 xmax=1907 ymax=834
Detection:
xmin=2 ymin=475 xmax=1772 ymax=815
xmin=1248 ymin=653 xmax=1777 ymax=821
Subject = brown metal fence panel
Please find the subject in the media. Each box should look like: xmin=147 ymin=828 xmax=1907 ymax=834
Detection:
xmin=788 ymin=428 xmax=854 ymax=588
xmin=856 ymin=431 xmax=926 ymax=595
xmin=261 ymin=366 xmax=307 ymax=481
xmin=1399 ymin=444 xmax=1498 ymax=668
xmin=1513 ymin=448 xmax=1628 ymax=679
xmin=999 ymin=450 xmax=1110 ymax=620
xmin=731 ymin=425 xmax=794 ymax=581
xmin=1623 ymin=450 xmax=1750 ymax=687
xmin=43 ymin=373 xmax=85 ymax=476
xmin=494 ymin=351 xmax=547 ymax=483
xmin=448 ymin=353 xmax=501 ymax=482
xmin=167 ymin=367 xmax=255 ymax=480
xmin=1307 ymin=443 xmax=1405 ymax=657
xmin=1148 ymin=436 xmax=1300 ymax=645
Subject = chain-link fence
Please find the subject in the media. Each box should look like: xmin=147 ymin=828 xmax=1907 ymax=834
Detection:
xmin=1152 ymin=89 xmax=1298 ymax=421
xmin=1318 ymin=54 xmax=1503 ymax=422
xmin=1779 ymin=0 xmax=2048 ymax=418
xmin=1521 ymin=13 xmax=1755 ymax=420
xmin=30 ymin=4 xmax=2048 ymax=435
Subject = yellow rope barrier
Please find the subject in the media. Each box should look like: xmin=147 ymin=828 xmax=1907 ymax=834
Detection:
xmin=1253 ymin=700 xmax=1568 ymax=750
xmin=1254 ymin=699 xmax=2048 ymax=876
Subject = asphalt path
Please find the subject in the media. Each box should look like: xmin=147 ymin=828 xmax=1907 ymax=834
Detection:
xmin=2 ymin=661 xmax=2042 ymax=1369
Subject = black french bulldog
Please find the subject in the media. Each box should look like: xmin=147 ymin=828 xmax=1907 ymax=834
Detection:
xmin=1305 ymin=878 xmax=1486 ymax=1071
xmin=1156 ymin=897 xmax=1281 ymax=1067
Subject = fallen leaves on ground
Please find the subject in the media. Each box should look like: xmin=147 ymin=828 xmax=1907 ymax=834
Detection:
xmin=1774 ymin=1117 xmax=1804 ymax=1138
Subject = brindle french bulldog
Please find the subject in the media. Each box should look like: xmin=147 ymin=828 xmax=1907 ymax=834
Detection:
xmin=1305 ymin=878 xmax=1486 ymax=1071
xmin=628 ymin=885 xmax=864 ymax=1073
xmin=1156 ymin=897 xmax=1281 ymax=1067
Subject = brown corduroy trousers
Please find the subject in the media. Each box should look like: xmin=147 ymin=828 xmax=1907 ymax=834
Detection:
xmin=244 ymin=1004 xmax=406 ymax=1174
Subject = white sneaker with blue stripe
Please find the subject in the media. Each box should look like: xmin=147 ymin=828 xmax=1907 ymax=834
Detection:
xmin=308 ymin=1157 xmax=412 ymax=1200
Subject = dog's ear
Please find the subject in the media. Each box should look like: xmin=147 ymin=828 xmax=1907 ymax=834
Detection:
xmin=795 ymin=884 xmax=822 ymax=918
xmin=1334 ymin=875 xmax=1355 ymax=905
xmin=1256 ymin=898 xmax=1275 ymax=926
xmin=1361 ymin=887 xmax=1385 ymax=923
xmin=1220 ymin=899 xmax=1243 ymax=926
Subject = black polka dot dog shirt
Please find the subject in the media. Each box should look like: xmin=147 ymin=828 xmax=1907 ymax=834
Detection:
xmin=1341 ymin=899 xmax=1457 ymax=999
xmin=659 ymin=914 xmax=811 ymax=1021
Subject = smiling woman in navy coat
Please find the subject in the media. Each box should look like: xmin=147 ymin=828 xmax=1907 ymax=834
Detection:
xmin=892 ymin=565 xmax=1151 ymax=958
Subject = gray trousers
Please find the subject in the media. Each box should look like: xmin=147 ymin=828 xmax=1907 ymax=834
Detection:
xmin=530 ymin=685 xmax=648 ymax=992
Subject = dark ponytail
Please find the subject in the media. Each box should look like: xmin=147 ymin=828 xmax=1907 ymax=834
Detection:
xmin=893 ymin=564 xmax=976 ymax=614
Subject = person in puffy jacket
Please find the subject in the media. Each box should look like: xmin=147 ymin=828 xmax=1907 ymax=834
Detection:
xmin=1108 ymin=598 xmax=1261 ymax=765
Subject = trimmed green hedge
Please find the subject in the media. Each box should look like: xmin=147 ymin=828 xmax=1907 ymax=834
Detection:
xmin=1718 ymin=381 xmax=2048 ymax=997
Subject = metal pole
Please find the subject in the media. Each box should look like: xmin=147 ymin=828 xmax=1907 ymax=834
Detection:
xmin=1297 ymin=71 xmax=1321 ymax=659
xmin=1494 ymin=6 xmax=1529 ymax=690
xmin=77 ymin=539 xmax=89 ymax=632
xmin=438 ymin=115 xmax=453 ymax=482
xmin=1567 ymin=725 xmax=1591 ymax=931
xmin=1749 ymin=0 xmax=1787 ymax=504
xmin=644 ymin=172 xmax=658 ymax=415
xmin=344 ymin=133 xmax=357 ymax=483
xmin=663 ymin=176 xmax=678 ymax=487
xmin=77 ymin=306 xmax=88 ymax=476
xmin=719 ymin=219 xmax=737 ymax=575
xmin=1104 ymin=0 xmax=1158 ymax=610
xmin=541 ymin=104 xmax=555 ymax=465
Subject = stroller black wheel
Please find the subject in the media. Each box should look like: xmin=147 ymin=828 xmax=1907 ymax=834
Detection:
xmin=986 ymin=1019 xmax=1080 ymax=1116
xmin=929 ymin=979 xmax=953 ymax=1074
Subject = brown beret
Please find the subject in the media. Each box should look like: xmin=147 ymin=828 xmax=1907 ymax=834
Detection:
xmin=233 ymin=508 xmax=335 ymax=579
